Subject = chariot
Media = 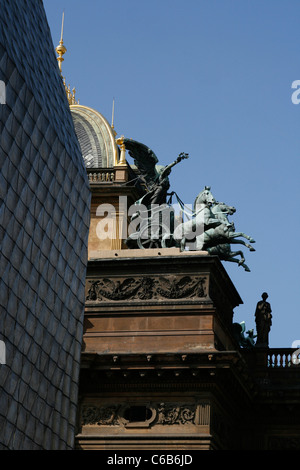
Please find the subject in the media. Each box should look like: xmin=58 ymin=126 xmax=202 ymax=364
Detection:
xmin=126 ymin=202 xmax=175 ymax=249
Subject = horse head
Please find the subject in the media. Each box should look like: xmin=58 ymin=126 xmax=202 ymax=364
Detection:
xmin=213 ymin=202 xmax=236 ymax=216
xmin=193 ymin=186 xmax=216 ymax=210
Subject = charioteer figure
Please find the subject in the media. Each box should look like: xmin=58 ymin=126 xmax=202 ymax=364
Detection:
xmin=143 ymin=152 xmax=189 ymax=207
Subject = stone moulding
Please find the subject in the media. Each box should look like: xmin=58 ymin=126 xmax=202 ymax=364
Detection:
xmin=85 ymin=275 xmax=208 ymax=302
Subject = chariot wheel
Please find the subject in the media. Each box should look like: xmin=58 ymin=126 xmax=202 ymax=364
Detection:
xmin=137 ymin=222 xmax=170 ymax=249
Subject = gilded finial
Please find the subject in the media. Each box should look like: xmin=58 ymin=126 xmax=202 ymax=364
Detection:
xmin=111 ymin=97 xmax=115 ymax=128
xmin=56 ymin=12 xmax=79 ymax=106
xmin=111 ymin=97 xmax=117 ymax=136
xmin=56 ymin=11 xmax=66 ymax=73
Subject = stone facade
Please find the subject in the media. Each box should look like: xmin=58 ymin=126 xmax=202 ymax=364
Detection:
xmin=76 ymin=251 xmax=300 ymax=450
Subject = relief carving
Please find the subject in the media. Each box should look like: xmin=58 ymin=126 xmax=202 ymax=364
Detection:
xmin=81 ymin=405 xmax=119 ymax=426
xmin=156 ymin=276 xmax=206 ymax=299
xmin=156 ymin=403 xmax=196 ymax=425
xmin=86 ymin=275 xmax=207 ymax=302
xmin=81 ymin=402 xmax=197 ymax=427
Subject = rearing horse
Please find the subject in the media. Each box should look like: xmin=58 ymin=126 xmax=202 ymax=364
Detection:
xmin=205 ymin=202 xmax=255 ymax=271
xmin=173 ymin=190 xmax=255 ymax=271
xmin=173 ymin=186 xmax=222 ymax=250
xmin=209 ymin=202 xmax=256 ymax=251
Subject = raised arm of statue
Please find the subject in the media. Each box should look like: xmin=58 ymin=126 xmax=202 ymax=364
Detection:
xmin=159 ymin=153 xmax=189 ymax=179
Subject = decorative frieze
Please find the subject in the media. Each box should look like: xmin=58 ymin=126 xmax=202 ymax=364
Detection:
xmin=156 ymin=403 xmax=196 ymax=425
xmin=81 ymin=405 xmax=119 ymax=426
xmin=80 ymin=402 xmax=205 ymax=427
xmin=86 ymin=275 xmax=207 ymax=302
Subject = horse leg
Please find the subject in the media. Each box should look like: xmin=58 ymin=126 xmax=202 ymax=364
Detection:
xmin=231 ymin=258 xmax=251 ymax=272
xmin=228 ymin=238 xmax=256 ymax=251
xmin=236 ymin=257 xmax=251 ymax=271
xmin=226 ymin=254 xmax=251 ymax=272
xmin=228 ymin=250 xmax=251 ymax=272
xmin=180 ymin=236 xmax=186 ymax=252
xmin=195 ymin=233 xmax=207 ymax=250
xmin=228 ymin=231 xmax=255 ymax=243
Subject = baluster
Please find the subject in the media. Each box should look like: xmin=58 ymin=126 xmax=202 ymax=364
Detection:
xmin=280 ymin=353 xmax=284 ymax=367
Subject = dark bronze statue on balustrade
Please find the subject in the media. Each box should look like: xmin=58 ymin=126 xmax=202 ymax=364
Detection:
xmin=255 ymin=292 xmax=272 ymax=348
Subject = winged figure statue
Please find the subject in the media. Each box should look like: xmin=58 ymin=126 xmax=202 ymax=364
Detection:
xmin=123 ymin=138 xmax=188 ymax=207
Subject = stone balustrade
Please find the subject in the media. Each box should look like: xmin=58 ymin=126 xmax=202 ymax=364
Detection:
xmin=267 ymin=348 xmax=300 ymax=368
xmin=87 ymin=168 xmax=115 ymax=183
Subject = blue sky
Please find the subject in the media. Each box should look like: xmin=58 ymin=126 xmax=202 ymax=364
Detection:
xmin=44 ymin=0 xmax=300 ymax=348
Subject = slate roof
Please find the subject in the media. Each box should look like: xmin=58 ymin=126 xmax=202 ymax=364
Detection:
xmin=0 ymin=0 xmax=91 ymax=449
